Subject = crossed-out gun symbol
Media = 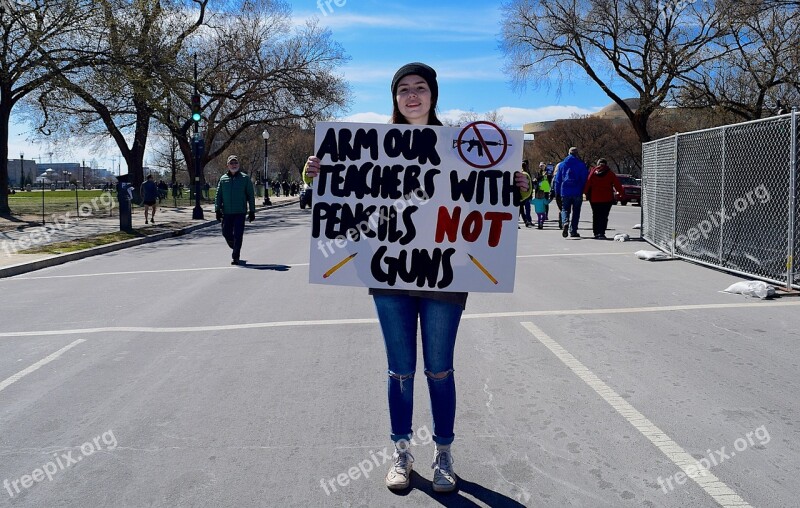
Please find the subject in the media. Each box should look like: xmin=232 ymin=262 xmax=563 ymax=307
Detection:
xmin=452 ymin=138 xmax=511 ymax=158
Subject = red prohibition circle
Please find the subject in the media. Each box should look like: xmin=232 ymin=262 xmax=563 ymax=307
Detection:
xmin=456 ymin=121 xmax=509 ymax=169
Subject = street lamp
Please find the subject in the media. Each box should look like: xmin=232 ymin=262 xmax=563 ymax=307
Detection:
xmin=262 ymin=129 xmax=271 ymax=206
xmin=19 ymin=152 xmax=24 ymax=189
xmin=63 ymin=170 xmax=68 ymax=189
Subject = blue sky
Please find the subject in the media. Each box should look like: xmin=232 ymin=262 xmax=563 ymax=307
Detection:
xmin=299 ymin=0 xmax=623 ymax=126
xmin=8 ymin=0 xmax=631 ymax=171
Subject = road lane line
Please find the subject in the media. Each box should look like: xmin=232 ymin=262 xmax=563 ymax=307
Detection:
xmin=519 ymin=321 xmax=751 ymax=508
xmin=1 ymin=301 xmax=798 ymax=338
xmin=7 ymin=253 xmax=630 ymax=281
xmin=0 ymin=339 xmax=86 ymax=394
xmin=516 ymin=252 xmax=630 ymax=258
xmin=10 ymin=264 xmax=311 ymax=280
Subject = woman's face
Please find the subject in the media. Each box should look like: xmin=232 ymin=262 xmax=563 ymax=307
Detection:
xmin=395 ymin=74 xmax=432 ymax=125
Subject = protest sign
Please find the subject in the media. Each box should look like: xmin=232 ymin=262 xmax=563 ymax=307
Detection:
xmin=308 ymin=121 xmax=523 ymax=293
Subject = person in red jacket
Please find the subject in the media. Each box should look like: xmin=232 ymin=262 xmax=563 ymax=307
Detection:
xmin=583 ymin=158 xmax=624 ymax=239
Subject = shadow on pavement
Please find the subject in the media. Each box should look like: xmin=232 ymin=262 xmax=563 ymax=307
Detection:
xmin=391 ymin=472 xmax=527 ymax=507
xmin=238 ymin=263 xmax=292 ymax=271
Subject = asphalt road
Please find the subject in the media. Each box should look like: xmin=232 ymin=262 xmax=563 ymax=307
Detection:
xmin=0 ymin=203 xmax=798 ymax=507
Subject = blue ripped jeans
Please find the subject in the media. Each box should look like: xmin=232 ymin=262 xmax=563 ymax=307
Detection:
xmin=373 ymin=294 xmax=463 ymax=446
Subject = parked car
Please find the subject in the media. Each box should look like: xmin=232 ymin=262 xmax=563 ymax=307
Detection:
xmin=299 ymin=183 xmax=312 ymax=209
xmin=613 ymin=174 xmax=641 ymax=206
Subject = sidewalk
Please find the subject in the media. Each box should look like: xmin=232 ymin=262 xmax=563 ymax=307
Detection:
xmin=0 ymin=195 xmax=298 ymax=274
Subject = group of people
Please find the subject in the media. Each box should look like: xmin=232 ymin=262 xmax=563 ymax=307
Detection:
xmin=519 ymin=147 xmax=625 ymax=240
xmin=270 ymin=180 xmax=300 ymax=197
xmin=517 ymin=160 xmax=552 ymax=229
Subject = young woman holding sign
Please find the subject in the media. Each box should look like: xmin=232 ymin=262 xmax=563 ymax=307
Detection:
xmin=305 ymin=62 xmax=528 ymax=493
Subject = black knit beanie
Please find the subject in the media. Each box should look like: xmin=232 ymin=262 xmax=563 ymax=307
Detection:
xmin=391 ymin=62 xmax=438 ymax=102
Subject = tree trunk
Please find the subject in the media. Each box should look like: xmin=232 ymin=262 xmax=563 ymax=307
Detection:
xmin=0 ymin=101 xmax=12 ymax=216
xmin=632 ymin=111 xmax=652 ymax=143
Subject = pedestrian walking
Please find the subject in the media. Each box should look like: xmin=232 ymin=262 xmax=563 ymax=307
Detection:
xmin=140 ymin=174 xmax=159 ymax=224
xmin=553 ymin=147 xmax=589 ymax=238
xmin=304 ymin=62 xmax=528 ymax=494
xmin=584 ymin=158 xmax=624 ymax=239
xmin=214 ymin=155 xmax=256 ymax=265
xmin=518 ymin=160 xmax=533 ymax=228
xmin=533 ymin=166 xmax=551 ymax=229
xmin=538 ymin=162 xmax=551 ymax=220
xmin=157 ymin=179 xmax=168 ymax=203
xmin=550 ymin=162 xmax=563 ymax=229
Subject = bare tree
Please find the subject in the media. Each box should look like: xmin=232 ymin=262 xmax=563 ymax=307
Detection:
xmin=148 ymin=127 xmax=187 ymax=186
xmin=442 ymin=110 xmax=509 ymax=129
xmin=677 ymin=1 xmax=800 ymax=119
xmin=30 ymin=0 xmax=209 ymax=198
xmin=154 ymin=0 xmax=348 ymax=189
xmin=270 ymin=125 xmax=315 ymax=181
xmin=530 ymin=116 xmax=638 ymax=169
xmin=0 ymin=0 xmax=100 ymax=215
xmin=500 ymin=0 xmax=727 ymax=142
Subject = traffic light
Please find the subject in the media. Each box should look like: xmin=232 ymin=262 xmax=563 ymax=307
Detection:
xmin=191 ymin=94 xmax=201 ymax=123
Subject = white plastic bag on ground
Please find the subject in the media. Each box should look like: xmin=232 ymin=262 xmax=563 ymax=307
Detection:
xmin=614 ymin=233 xmax=630 ymax=242
xmin=722 ymin=281 xmax=776 ymax=300
xmin=635 ymin=250 xmax=671 ymax=261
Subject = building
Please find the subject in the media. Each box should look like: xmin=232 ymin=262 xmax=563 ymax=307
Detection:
xmin=523 ymin=98 xmax=642 ymax=135
xmin=6 ymin=159 xmax=39 ymax=188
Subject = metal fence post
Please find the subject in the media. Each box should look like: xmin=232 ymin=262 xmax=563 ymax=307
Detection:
xmin=719 ymin=127 xmax=727 ymax=264
xmin=672 ymin=134 xmax=679 ymax=257
xmin=787 ymin=108 xmax=798 ymax=291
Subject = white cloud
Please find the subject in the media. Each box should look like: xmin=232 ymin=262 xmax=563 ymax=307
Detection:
xmin=337 ymin=112 xmax=391 ymax=124
xmin=292 ymin=5 xmax=499 ymax=38
xmin=341 ymin=55 xmax=504 ymax=85
xmin=440 ymin=105 xmax=601 ymax=130
xmin=496 ymin=106 xmax=601 ymax=128
xmin=335 ymin=105 xmax=603 ymax=130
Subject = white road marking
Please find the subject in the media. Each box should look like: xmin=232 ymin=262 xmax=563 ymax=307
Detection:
xmin=516 ymin=252 xmax=630 ymax=258
xmin=520 ymin=321 xmax=751 ymax=508
xmin=1 ymin=301 xmax=798 ymax=338
xmin=7 ymin=252 xmax=630 ymax=281
xmin=10 ymin=264 xmax=310 ymax=280
xmin=0 ymin=339 xmax=86 ymax=394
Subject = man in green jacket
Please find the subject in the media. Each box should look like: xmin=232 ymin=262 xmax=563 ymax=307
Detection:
xmin=215 ymin=155 xmax=256 ymax=265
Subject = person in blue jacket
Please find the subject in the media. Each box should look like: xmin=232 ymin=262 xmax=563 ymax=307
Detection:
xmin=553 ymin=147 xmax=589 ymax=238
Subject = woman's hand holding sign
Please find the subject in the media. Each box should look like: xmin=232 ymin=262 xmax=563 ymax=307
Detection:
xmin=306 ymin=156 xmax=321 ymax=178
xmin=514 ymin=171 xmax=529 ymax=192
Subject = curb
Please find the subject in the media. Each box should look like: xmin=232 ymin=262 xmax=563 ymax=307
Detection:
xmin=0 ymin=198 xmax=299 ymax=279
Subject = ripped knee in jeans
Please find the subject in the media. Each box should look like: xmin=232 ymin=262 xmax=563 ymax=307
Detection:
xmin=425 ymin=369 xmax=453 ymax=381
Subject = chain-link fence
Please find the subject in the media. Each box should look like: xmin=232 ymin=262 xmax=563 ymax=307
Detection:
xmin=642 ymin=113 xmax=799 ymax=290
xmin=8 ymin=187 xmax=117 ymax=221
xmin=6 ymin=186 xmax=218 ymax=225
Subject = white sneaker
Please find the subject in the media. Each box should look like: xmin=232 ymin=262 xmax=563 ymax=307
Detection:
xmin=385 ymin=447 xmax=414 ymax=490
xmin=431 ymin=445 xmax=457 ymax=492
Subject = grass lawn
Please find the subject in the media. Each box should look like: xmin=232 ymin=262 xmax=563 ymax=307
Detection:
xmin=7 ymin=189 xmax=216 ymax=216
xmin=17 ymin=228 xmax=166 ymax=255
xmin=8 ymin=189 xmax=115 ymax=216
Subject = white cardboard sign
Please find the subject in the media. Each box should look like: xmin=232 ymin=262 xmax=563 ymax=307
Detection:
xmin=308 ymin=121 xmax=522 ymax=293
